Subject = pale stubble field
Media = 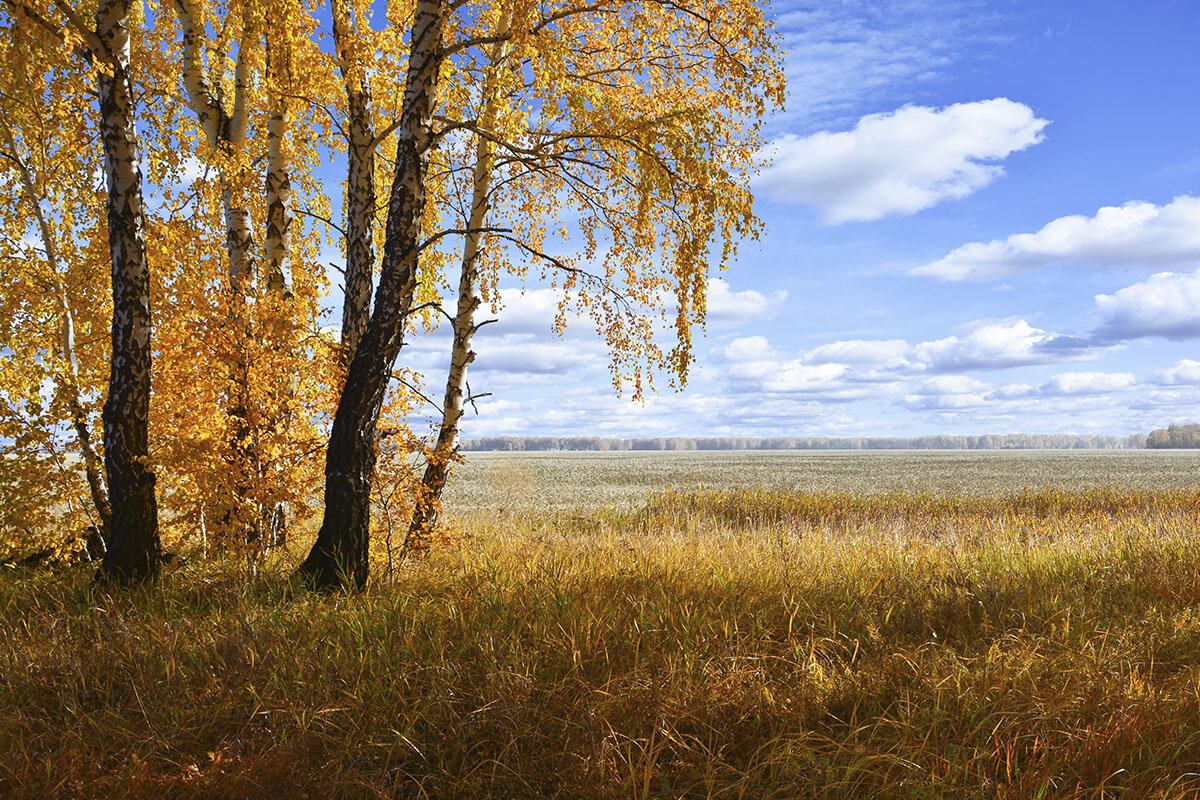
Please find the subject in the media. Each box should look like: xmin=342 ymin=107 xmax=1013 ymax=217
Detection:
xmin=444 ymin=449 xmax=1200 ymax=512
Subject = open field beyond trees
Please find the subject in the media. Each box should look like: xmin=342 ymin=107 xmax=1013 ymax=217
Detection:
xmin=4 ymin=452 xmax=1200 ymax=798
xmin=445 ymin=449 xmax=1200 ymax=510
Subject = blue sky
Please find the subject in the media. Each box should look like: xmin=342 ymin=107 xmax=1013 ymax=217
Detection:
xmin=396 ymin=0 xmax=1200 ymax=439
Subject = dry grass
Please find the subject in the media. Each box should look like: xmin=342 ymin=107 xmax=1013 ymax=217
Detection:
xmin=4 ymin=487 xmax=1200 ymax=798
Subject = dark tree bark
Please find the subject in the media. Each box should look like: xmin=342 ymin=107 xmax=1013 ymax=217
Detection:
xmin=296 ymin=0 xmax=447 ymax=591
xmin=94 ymin=0 xmax=161 ymax=584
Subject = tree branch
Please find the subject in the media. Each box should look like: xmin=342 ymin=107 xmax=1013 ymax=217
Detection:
xmin=296 ymin=207 xmax=346 ymax=236
xmin=417 ymin=225 xmax=512 ymax=254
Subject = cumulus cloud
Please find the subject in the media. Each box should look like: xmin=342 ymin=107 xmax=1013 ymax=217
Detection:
xmin=1152 ymin=359 xmax=1200 ymax=386
xmin=912 ymin=196 xmax=1200 ymax=281
xmin=796 ymin=320 xmax=1123 ymax=390
xmin=1036 ymin=371 xmax=1137 ymax=396
xmin=720 ymin=346 xmax=899 ymax=401
xmin=706 ymin=279 xmax=787 ymax=326
xmin=471 ymin=398 xmax=522 ymax=416
xmin=713 ymin=336 xmax=773 ymax=362
xmin=904 ymin=375 xmax=991 ymax=410
xmin=760 ymin=363 xmax=849 ymax=394
xmin=1129 ymin=390 xmax=1200 ymax=413
xmin=758 ymin=99 xmax=1047 ymax=223
xmin=903 ymin=370 xmax=1138 ymax=414
xmin=709 ymin=319 xmax=1114 ymax=409
xmin=1092 ymin=269 xmax=1200 ymax=341
xmin=988 ymin=383 xmax=1035 ymax=400
xmin=478 ymin=288 xmax=586 ymax=336
xmin=473 ymin=338 xmax=603 ymax=376
xmin=991 ymin=374 xmax=1139 ymax=400
xmin=911 ymin=375 xmax=991 ymax=395
xmin=912 ymin=318 xmax=1106 ymax=372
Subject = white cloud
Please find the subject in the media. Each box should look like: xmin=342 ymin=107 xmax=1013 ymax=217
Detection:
xmin=902 ymin=370 xmax=1138 ymax=415
xmin=911 ymin=318 xmax=1105 ymax=372
xmin=989 ymin=383 xmax=1035 ymax=400
xmin=758 ymin=99 xmax=1047 ymax=223
xmin=911 ymin=375 xmax=991 ymax=395
xmin=720 ymin=346 xmax=897 ymax=401
xmin=806 ymin=339 xmax=912 ymax=365
xmin=1038 ymin=371 xmax=1136 ymax=396
xmin=912 ymin=196 xmax=1200 ymax=281
xmin=713 ymin=336 xmax=773 ymax=362
xmin=760 ymin=362 xmax=848 ymax=393
xmin=471 ymin=398 xmax=522 ymax=416
xmin=706 ymin=279 xmax=787 ymax=326
xmin=473 ymin=338 xmax=602 ymax=375
xmin=708 ymin=318 xmax=1116 ymax=412
xmin=1129 ymin=390 xmax=1200 ymax=415
xmin=1152 ymin=359 xmax=1200 ymax=386
xmin=480 ymin=287 xmax=587 ymax=336
xmin=904 ymin=375 xmax=991 ymax=410
xmin=1093 ymin=269 xmax=1200 ymax=341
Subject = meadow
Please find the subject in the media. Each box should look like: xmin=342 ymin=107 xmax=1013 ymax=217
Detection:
xmin=3 ymin=450 xmax=1200 ymax=798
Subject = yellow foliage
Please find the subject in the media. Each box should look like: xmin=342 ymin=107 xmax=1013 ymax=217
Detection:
xmin=0 ymin=0 xmax=784 ymax=559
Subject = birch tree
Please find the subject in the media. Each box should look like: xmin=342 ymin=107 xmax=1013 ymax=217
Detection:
xmin=295 ymin=0 xmax=447 ymax=590
xmin=3 ymin=0 xmax=166 ymax=580
xmin=399 ymin=0 xmax=784 ymax=551
xmin=170 ymin=0 xmax=257 ymax=283
xmin=153 ymin=0 xmax=324 ymax=546
xmin=298 ymin=0 xmax=783 ymax=588
xmin=404 ymin=10 xmax=513 ymax=549
xmin=90 ymin=0 xmax=163 ymax=581
xmin=329 ymin=0 xmax=380 ymax=359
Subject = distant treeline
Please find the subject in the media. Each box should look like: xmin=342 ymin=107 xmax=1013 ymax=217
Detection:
xmin=1146 ymin=424 xmax=1200 ymax=449
xmin=461 ymin=434 xmax=1146 ymax=452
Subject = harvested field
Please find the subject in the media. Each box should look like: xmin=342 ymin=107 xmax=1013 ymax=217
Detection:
xmin=444 ymin=449 xmax=1200 ymax=511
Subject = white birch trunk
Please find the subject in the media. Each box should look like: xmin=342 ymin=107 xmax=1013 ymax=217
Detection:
xmin=173 ymin=0 xmax=255 ymax=284
xmin=264 ymin=33 xmax=292 ymax=297
xmin=406 ymin=11 xmax=512 ymax=547
xmin=95 ymin=0 xmax=161 ymax=582
xmin=331 ymin=0 xmax=376 ymax=360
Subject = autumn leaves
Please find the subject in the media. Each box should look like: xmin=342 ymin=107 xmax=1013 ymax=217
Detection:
xmin=0 ymin=0 xmax=783 ymax=587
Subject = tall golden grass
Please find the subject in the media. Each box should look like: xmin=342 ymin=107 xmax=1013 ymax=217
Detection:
xmin=3 ymin=487 xmax=1200 ymax=798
